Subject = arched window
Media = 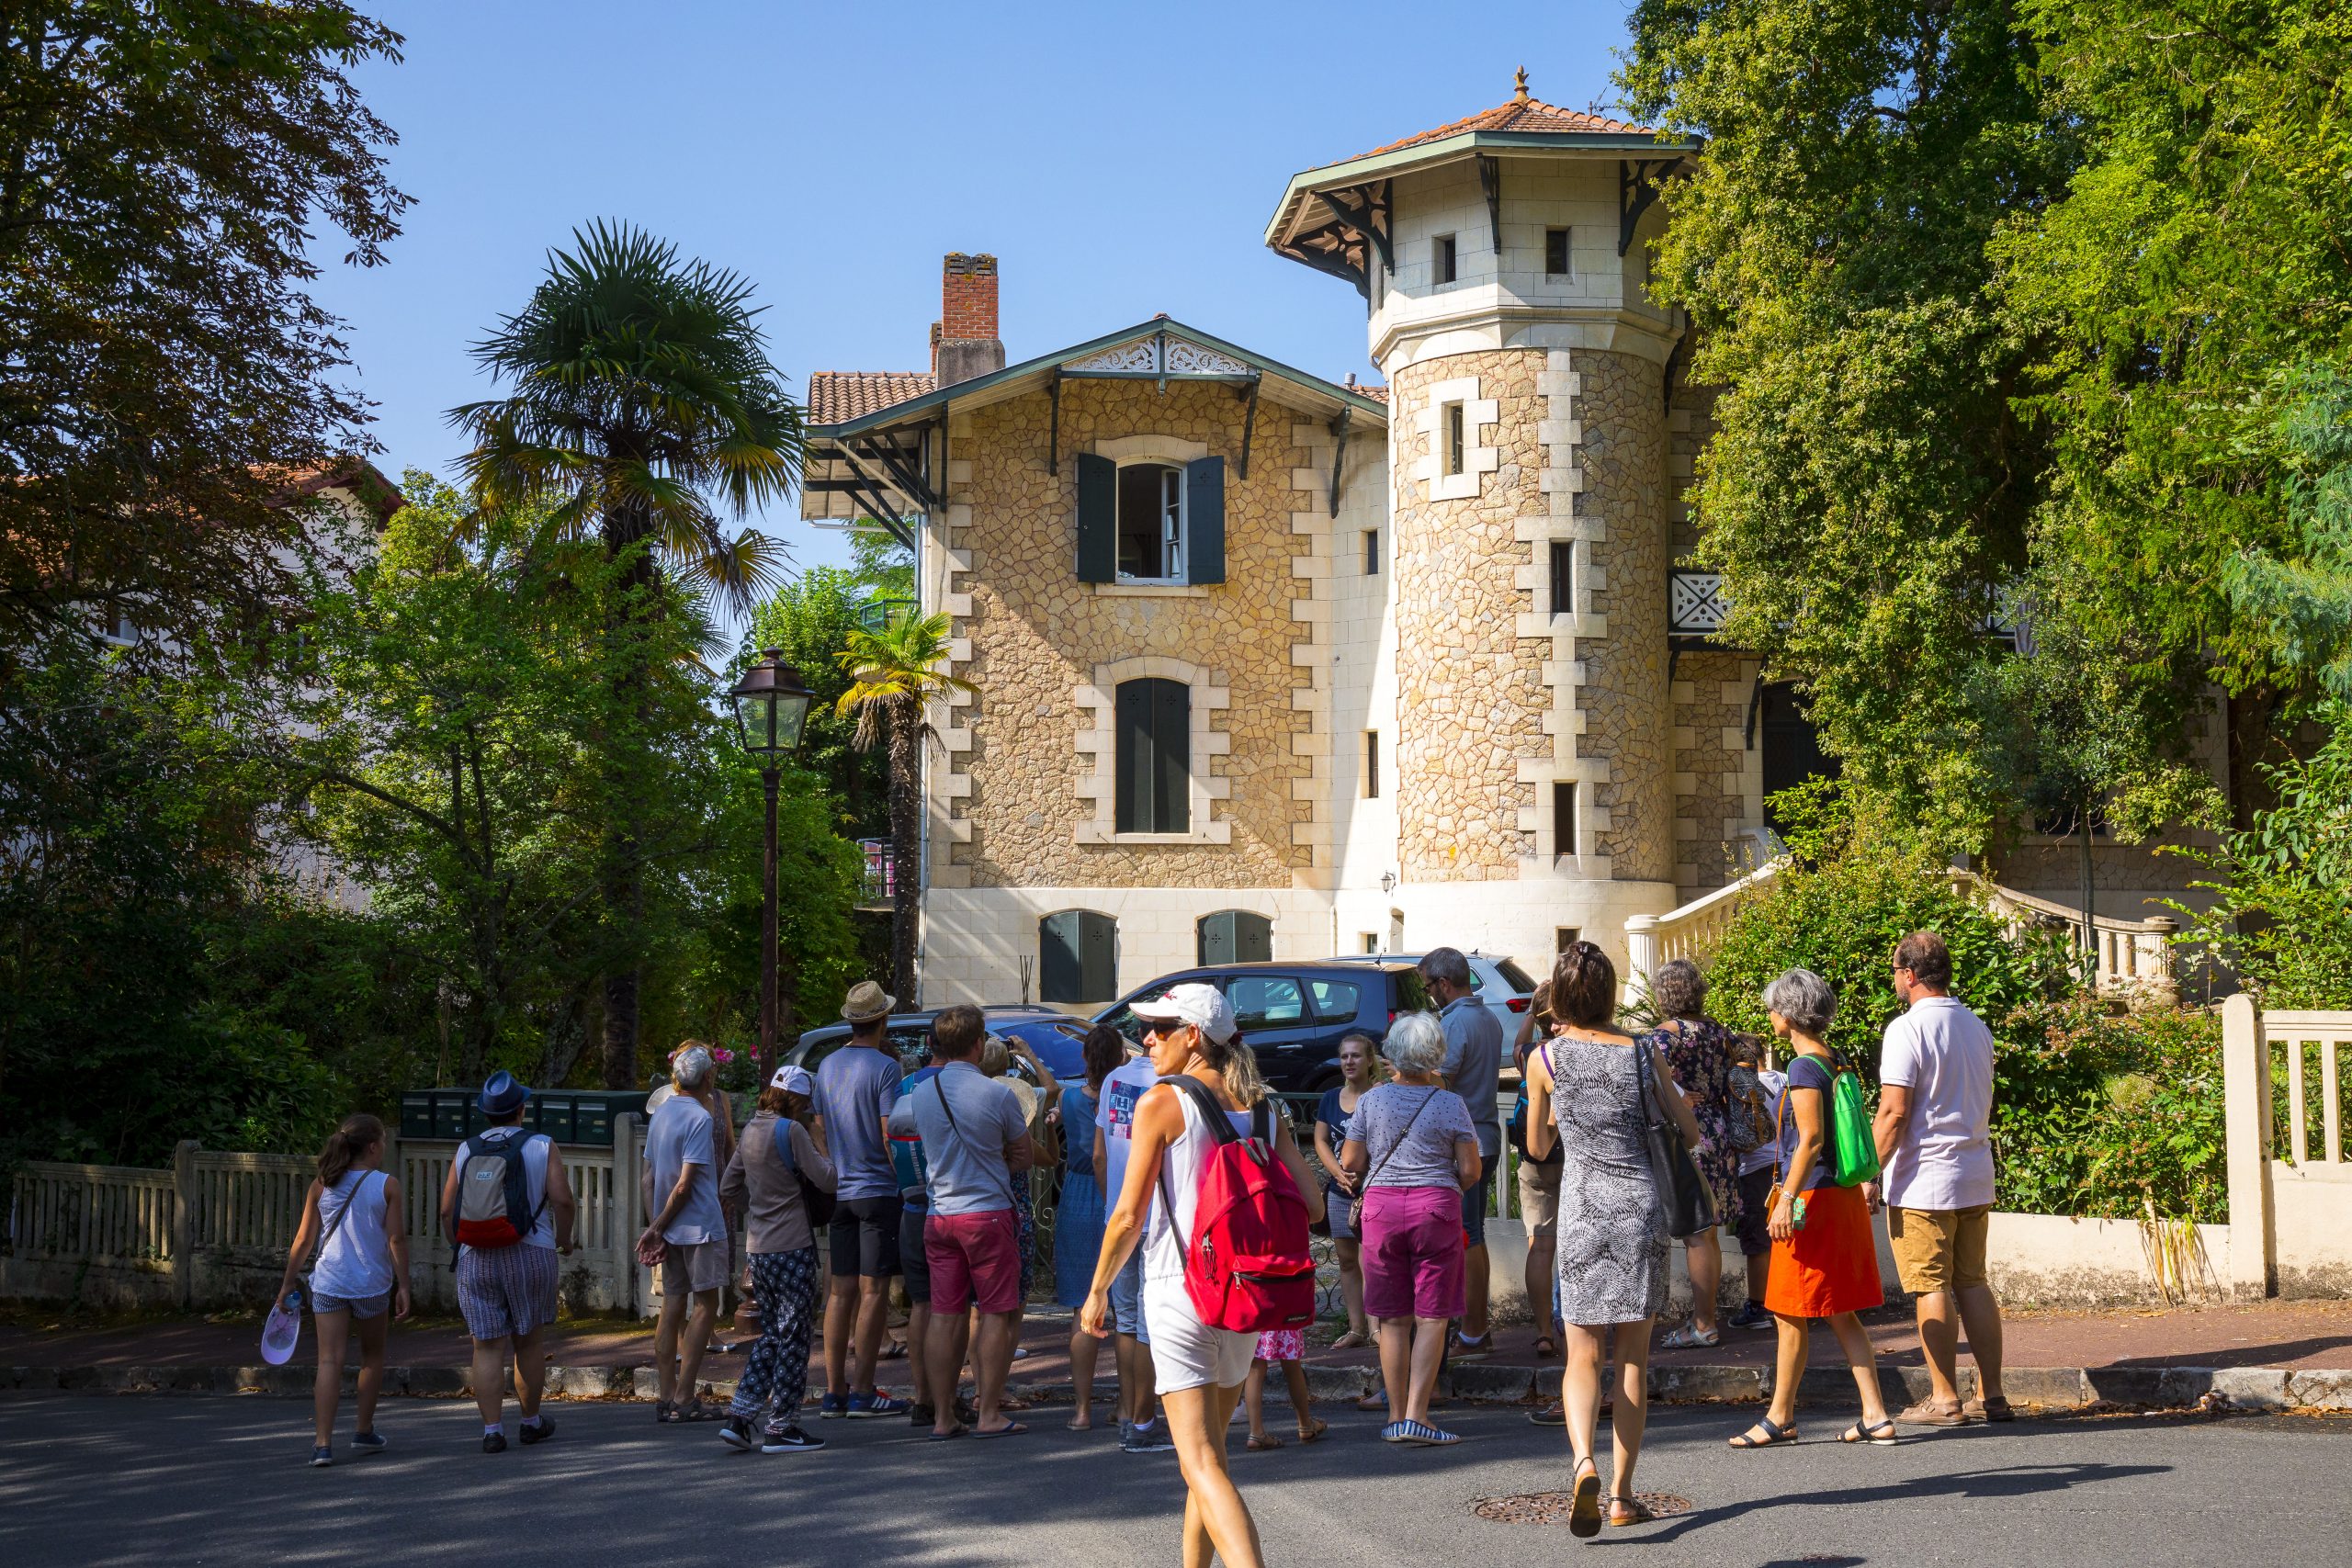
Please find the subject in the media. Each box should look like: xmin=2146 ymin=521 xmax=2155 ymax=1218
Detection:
xmin=1114 ymin=678 xmax=1190 ymax=834
xmin=1197 ymin=909 xmax=1272 ymax=966
xmin=1039 ymin=909 xmax=1118 ymax=1005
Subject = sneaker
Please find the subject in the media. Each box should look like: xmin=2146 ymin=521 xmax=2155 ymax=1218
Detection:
xmin=817 ymin=1393 xmax=850 ymax=1420
xmin=761 ymin=1422 xmax=827 ymax=1453
xmin=1726 ymin=1302 xmax=1775 ymax=1332
xmin=481 ymin=1432 xmax=507 ymax=1454
xmin=518 ymin=1416 xmax=555 ymax=1446
xmin=847 ymin=1393 xmax=911 ymax=1419
xmin=349 ymin=1430 xmax=386 ymax=1457
xmin=1123 ymin=1420 xmax=1176 ymax=1453
xmin=1117 ymin=1417 xmax=1134 ymax=1447
xmin=308 ymin=1446 xmax=334 ymax=1468
xmin=718 ymin=1415 xmax=757 ymax=1451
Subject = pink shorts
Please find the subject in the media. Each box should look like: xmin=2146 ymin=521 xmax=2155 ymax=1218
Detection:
xmin=926 ymin=1208 xmax=1021 ymax=1314
xmin=1360 ymin=1184 xmax=1466 ymax=1322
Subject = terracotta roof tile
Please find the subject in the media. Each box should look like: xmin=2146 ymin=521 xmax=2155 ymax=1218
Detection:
xmin=1325 ymin=81 xmax=1651 ymax=169
xmin=808 ymin=371 xmax=933 ymax=426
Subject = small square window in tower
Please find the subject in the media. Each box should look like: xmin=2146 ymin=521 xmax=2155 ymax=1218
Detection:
xmin=1555 ymin=926 xmax=1581 ymax=953
xmin=1363 ymin=527 xmax=1380 ymax=575
xmin=1550 ymin=541 xmax=1575 ymax=616
xmin=1553 ymin=781 xmax=1577 ymax=861
xmin=1364 ymin=730 xmax=1381 ymax=798
xmin=1115 ymin=462 xmax=1183 ymax=581
xmin=1114 ymin=677 xmax=1191 ymax=834
xmin=1545 ymin=228 xmax=1571 ymax=278
xmin=1443 ymin=403 xmax=1466 ymax=477
xmin=1434 ymin=233 xmax=1458 ymax=285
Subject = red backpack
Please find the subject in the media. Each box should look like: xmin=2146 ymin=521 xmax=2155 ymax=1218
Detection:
xmin=1156 ymin=1077 xmax=1317 ymax=1333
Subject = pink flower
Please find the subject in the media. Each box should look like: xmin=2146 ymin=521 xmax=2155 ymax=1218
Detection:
xmin=712 ymin=1049 xmax=735 ymax=1064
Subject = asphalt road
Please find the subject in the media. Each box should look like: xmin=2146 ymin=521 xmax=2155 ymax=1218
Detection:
xmin=3 ymin=1393 xmax=2346 ymax=1567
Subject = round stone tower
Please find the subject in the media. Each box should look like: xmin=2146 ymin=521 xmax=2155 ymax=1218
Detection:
xmin=1266 ymin=72 xmax=1695 ymax=966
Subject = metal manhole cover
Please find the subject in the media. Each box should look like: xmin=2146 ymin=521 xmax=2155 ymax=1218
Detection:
xmin=1471 ymin=1491 xmax=1694 ymax=1525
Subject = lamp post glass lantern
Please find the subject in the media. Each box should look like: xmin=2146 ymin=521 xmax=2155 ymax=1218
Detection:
xmin=729 ymin=650 xmax=812 ymax=1077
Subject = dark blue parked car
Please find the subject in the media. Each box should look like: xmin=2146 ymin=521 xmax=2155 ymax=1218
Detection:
xmin=786 ymin=1005 xmax=1088 ymax=1084
xmin=1092 ymin=961 xmax=1429 ymax=1096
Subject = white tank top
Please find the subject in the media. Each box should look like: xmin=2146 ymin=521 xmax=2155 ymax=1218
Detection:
xmin=311 ymin=1169 xmax=394 ymax=1299
xmin=1142 ymin=1083 xmax=1257 ymax=1282
xmin=462 ymin=1127 xmax=556 ymax=1251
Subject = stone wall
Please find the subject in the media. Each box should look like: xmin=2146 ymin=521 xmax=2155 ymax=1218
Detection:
xmin=1389 ymin=349 xmax=1549 ymax=879
xmin=1671 ymin=649 xmax=1762 ymax=898
xmin=936 ymin=378 xmax=1321 ymax=891
xmin=1568 ymin=349 xmax=1672 ymax=885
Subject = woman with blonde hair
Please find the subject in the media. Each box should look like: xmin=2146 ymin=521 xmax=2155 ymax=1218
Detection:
xmin=275 ymin=1113 xmax=412 ymax=1467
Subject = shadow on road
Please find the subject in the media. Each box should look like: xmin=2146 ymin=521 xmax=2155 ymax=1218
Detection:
xmin=1637 ymin=1458 xmax=2170 ymax=1546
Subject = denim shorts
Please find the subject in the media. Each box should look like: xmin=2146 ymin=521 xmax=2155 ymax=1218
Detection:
xmin=1108 ymin=1247 xmax=1149 ymax=1343
xmin=1459 ymin=1164 xmax=1494 ymax=1249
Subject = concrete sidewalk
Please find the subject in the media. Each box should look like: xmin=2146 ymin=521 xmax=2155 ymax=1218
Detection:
xmin=6 ymin=1296 xmax=2350 ymax=1412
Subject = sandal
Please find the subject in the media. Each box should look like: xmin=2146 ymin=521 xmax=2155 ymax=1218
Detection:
xmin=1245 ymin=1433 xmax=1283 ymax=1451
xmin=1532 ymin=1335 xmax=1558 ymax=1359
xmin=670 ymin=1397 xmax=715 ymax=1423
xmin=878 ymin=1339 xmax=910 ymax=1361
xmin=972 ymin=1420 xmax=1027 ymax=1438
xmin=1568 ymin=1458 xmax=1602 ymax=1539
xmin=1355 ymin=1390 xmax=1389 ymax=1413
xmin=1329 ymin=1330 xmax=1371 ymax=1351
xmin=1660 ymin=1323 xmax=1721 ymax=1350
xmin=1295 ymin=1417 xmax=1329 ymax=1445
xmin=1727 ymin=1416 xmax=1798 ymax=1449
xmin=1842 ymin=1418 xmax=1898 ymax=1446
xmin=1964 ymin=1395 xmax=2015 ymax=1423
xmin=1606 ymin=1494 xmax=1657 ymax=1528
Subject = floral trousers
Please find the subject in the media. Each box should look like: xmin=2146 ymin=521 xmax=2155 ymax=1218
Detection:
xmin=729 ymin=1246 xmax=820 ymax=1424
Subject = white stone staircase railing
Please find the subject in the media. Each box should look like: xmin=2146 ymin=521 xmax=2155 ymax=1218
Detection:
xmin=1624 ymin=860 xmax=2178 ymax=999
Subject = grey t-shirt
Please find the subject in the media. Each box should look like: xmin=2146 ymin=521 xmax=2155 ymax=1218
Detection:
xmin=887 ymin=1061 xmax=1029 ymax=1216
xmin=1439 ymin=993 xmax=1505 ymax=1157
xmin=815 ymin=1042 xmax=904 ymax=1201
xmin=1343 ymin=1082 xmax=1476 ymax=1190
xmin=643 ymin=1094 xmax=724 ymax=1246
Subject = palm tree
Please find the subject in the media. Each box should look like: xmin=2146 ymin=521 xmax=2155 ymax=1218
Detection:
xmin=449 ymin=221 xmax=804 ymax=1088
xmin=837 ymin=612 xmax=978 ymax=1001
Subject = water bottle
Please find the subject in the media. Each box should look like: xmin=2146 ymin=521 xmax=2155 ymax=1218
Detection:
xmin=283 ymin=1286 xmax=303 ymax=1315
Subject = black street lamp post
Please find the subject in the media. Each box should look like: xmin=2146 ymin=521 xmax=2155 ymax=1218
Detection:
xmin=729 ymin=649 xmax=814 ymax=1078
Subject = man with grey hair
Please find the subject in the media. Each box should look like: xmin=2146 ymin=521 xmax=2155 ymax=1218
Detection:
xmin=639 ymin=1045 xmax=729 ymax=1421
xmin=1419 ymin=947 xmax=1502 ymax=1354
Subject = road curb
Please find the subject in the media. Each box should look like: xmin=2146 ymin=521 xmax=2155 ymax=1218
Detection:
xmin=7 ymin=1359 xmax=2350 ymax=1412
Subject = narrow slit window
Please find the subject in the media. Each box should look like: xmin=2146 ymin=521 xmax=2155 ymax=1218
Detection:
xmin=1443 ymin=403 xmax=1465 ymax=476
xmin=1555 ymin=926 xmax=1581 ymax=953
xmin=1553 ymin=781 xmax=1577 ymax=860
xmin=1363 ymin=527 xmax=1380 ymax=575
xmin=1364 ymin=730 xmax=1381 ymax=798
xmin=1549 ymin=541 xmax=1575 ymax=617
xmin=1362 ymin=932 xmax=1380 ymax=954
xmin=1544 ymin=227 xmax=1571 ymax=277
xmin=1434 ymin=233 xmax=1457 ymax=285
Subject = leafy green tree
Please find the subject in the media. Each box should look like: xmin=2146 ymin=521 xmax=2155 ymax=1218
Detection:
xmin=743 ymin=567 xmax=889 ymax=840
xmin=0 ymin=1 xmax=408 ymax=658
xmin=449 ymin=223 xmax=807 ymax=1085
xmin=2226 ymin=366 xmax=2352 ymax=704
xmin=1620 ymin=0 xmax=2071 ymax=849
xmin=1993 ymin=0 xmax=2352 ymax=718
xmin=836 ymin=612 xmax=978 ymax=1000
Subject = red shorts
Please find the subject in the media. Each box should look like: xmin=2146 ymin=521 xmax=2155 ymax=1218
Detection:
xmin=925 ymin=1208 xmax=1021 ymax=1314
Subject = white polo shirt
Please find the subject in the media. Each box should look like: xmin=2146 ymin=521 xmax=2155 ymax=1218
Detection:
xmin=1877 ymin=996 xmax=1996 ymax=1211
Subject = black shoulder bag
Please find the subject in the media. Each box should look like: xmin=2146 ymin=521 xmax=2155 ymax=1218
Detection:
xmin=772 ymin=1117 xmax=837 ymax=1230
xmin=1635 ymin=1043 xmax=1718 ymax=1239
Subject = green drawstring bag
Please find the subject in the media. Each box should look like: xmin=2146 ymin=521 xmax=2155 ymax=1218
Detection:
xmin=1827 ymin=1058 xmax=1882 ymax=1188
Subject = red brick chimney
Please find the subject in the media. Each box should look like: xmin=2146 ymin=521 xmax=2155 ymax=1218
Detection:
xmin=932 ymin=253 xmax=1005 ymax=388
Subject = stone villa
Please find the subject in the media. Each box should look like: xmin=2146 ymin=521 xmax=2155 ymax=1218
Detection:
xmin=801 ymin=78 xmax=2209 ymax=1009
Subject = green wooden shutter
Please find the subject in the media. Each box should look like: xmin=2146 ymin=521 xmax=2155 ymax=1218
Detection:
xmin=1039 ymin=912 xmax=1081 ymax=1003
xmin=1232 ymin=911 xmax=1271 ymax=964
xmin=1114 ymin=681 xmax=1149 ymax=834
xmin=1076 ymin=452 xmax=1115 ymax=582
xmin=1198 ymin=911 xmax=1233 ymax=965
xmin=1079 ymin=912 xmax=1118 ymax=1003
xmin=1184 ymin=456 xmax=1225 ymax=585
xmin=1152 ymin=678 xmax=1190 ymax=832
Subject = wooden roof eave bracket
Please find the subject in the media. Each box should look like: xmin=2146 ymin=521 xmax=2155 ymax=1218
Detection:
xmin=1326 ymin=405 xmax=1351 ymax=518
xmin=1236 ymin=372 xmax=1261 ymax=479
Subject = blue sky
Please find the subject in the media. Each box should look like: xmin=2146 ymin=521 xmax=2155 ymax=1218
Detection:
xmin=313 ymin=0 xmax=1640 ymax=576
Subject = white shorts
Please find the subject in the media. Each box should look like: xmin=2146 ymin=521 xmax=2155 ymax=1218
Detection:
xmin=1142 ymin=1276 xmax=1254 ymax=1393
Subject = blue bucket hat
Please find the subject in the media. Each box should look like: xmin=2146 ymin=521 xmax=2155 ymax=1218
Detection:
xmin=479 ymin=1070 xmax=529 ymax=1116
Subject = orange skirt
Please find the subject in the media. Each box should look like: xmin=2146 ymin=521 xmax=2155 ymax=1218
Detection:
xmin=1761 ymin=1182 xmax=1883 ymax=1320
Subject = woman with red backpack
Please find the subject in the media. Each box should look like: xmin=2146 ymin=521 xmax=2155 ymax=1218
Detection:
xmin=1080 ymin=983 xmax=1324 ymax=1568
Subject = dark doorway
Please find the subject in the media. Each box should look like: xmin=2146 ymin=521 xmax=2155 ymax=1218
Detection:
xmin=1759 ymin=682 xmax=1838 ymax=832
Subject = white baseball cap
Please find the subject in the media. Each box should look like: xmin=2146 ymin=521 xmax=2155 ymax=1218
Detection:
xmin=1129 ymin=982 xmax=1237 ymax=1045
xmin=768 ymin=1064 xmax=814 ymax=1096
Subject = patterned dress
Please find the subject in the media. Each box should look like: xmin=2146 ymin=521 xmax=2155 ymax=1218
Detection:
xmin=1547 ymin=1037 xmax=1668 ymax=1325
xmin=1640 ymin=1017 xmax=1743 ymax=1234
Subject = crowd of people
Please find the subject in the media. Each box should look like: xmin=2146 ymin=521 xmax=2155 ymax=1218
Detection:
xmin=276 ymin=932 xmax=2011 ymax=1556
